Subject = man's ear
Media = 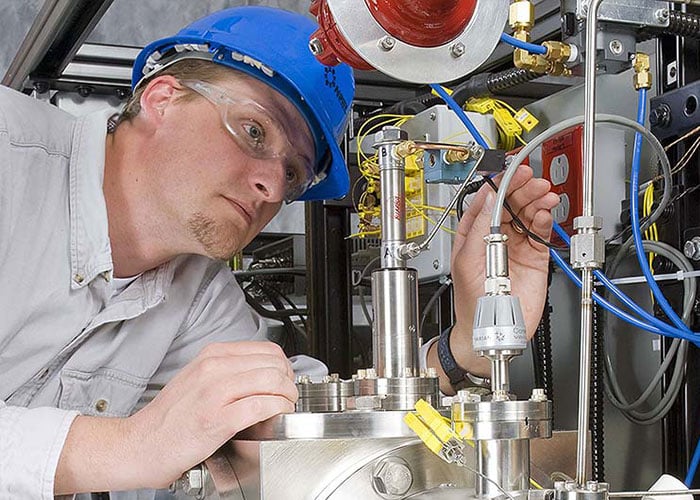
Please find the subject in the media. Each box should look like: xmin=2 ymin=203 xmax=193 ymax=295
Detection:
xmin=138 ymin=75 xmax=181 ymax=123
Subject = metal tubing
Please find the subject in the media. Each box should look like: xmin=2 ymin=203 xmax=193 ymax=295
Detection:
xmin=476 ymin=439 xmax=529 ymax=498
xmin=577 ymin=0 xmax=603 ymax=485
xmin=371 ymin=269 xmax=420 ymax=378
xmin=608 ymin=490 xmax=700 ymax=498
xmin=576 ymin=269 xmax=594 ymax=484
xmin=492 ymin=356 xmax=511 ymax=394
xmin=378 ymin=142 xmax=407 ymax=269
xmin=583 ymin=0 xmax=603 ymax=218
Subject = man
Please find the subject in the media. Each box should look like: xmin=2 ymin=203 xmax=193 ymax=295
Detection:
xmin=0 ymin=5 xmax=559 ymax=498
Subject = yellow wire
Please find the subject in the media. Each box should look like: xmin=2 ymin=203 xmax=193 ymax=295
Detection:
xmin=406 ymin=198 xmax=456 ymax=235
xmin=529 ymin=479 xmax=543 ymax=490
xmin=494 ymin=98 xmax=518 ymax=114
xmin=643 ymin=184 xmax=658 ymax=304
xmin=346 ymin=229 xmax=380 ymax=239
xmin=418 ymin=204 xmax=458 ymax=216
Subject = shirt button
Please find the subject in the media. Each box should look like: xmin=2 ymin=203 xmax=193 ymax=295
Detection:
xmin=74 ymin=274 xmax=85 ymax=284
xmin=95 ymin=399 xmax=108 ymax=413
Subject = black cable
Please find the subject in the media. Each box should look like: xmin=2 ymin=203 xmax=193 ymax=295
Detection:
xmin=355 ymin=67 xmax=540 ymax=130
xmin=249 ymin=280 xmax=306 ymax=355
xmin=456 ymin=178 xmax=487 ymax=220
xmin=233 ymin=267 xmax=306 ymax=278
xmin=419 ymin=279 xmax=453 ymax=335
xmin=483 ymin=177 xmax=567 ymax=250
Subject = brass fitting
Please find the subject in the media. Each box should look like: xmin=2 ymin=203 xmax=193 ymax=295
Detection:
xmin=633 ymin=53 xmax=652 ymax=90
xmin=509 ymin=0 xmax=535 ymax=32
xmin=542 ymin=41 xmax=572 ymax=64
xmin=513 ymin=48 xmax=550 ymax=74
xmin=548 ymin=61 xmax=572 ymax=77
xmin=394 ymin=140 xmax=418 ymax=159
xmin=444 ymin=149 xmax=470 ymax=164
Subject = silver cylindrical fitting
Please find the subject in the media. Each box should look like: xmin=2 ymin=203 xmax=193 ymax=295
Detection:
xmin=476 ymin=439 xmax=529 ymax=498
xmin=374 ymin=127 xmax=409 ymax=268
xmin=485 ymin=233 xmax=509 ymax=279
xmin=472 ymin=295 xmax=527 ymax=353
xmin=371 ymin=268 xmax=420 ymax=378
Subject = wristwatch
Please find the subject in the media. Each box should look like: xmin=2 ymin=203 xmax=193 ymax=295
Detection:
xmin=437 ymin=326 xmax=491 ymax=391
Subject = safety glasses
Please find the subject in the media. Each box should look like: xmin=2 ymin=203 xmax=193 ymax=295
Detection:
xmin=180 ymin=79 xmax=322 ymax=202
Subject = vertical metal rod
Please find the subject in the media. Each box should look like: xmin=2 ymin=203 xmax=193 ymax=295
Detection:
xmin=492 ymin=357 xmax=511 ymax=393
xmin=576 ymin=0 xmax=604 ymax=485
xmin=378 ymin=141 xmax=407 ymax=269
xmin=583 ymin=0 xmax=603 ymax=218
xmin=576 ymin=268 xmax=594 ymax=484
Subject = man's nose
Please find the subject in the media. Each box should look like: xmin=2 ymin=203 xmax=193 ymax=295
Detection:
xmin=248 ymin=157 xmax=286 ymax=202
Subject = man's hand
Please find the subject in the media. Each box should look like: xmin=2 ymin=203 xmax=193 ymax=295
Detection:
xmin=428 ymin=165 xmax=560 ymax=393
xmin=55 ymin=341 xmax=297 ymax=493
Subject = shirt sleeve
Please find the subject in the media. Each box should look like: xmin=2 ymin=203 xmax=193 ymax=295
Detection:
xmin=135 ymin=261 xmax=289 ymax=410
xmin=0 ymin=401 xmax=78 ymax=499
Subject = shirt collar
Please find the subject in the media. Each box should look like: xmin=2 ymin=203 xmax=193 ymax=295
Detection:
xmin=69 ymin=108 xmax=114 ymax=290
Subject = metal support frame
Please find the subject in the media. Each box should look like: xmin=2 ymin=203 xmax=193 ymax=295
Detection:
xmin=306 ymin=202 xmax=354 ymax=379
xmin=2 ymin=0 xmax=114 ymax=90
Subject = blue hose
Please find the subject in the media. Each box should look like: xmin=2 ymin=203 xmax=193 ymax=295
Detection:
xmin=551 ymin=223 xmax=695 ymax=341
xmin=433 ymin=78 xmax=700 ymax=485
xmin=433 ymin=83 xmax=700 ymax=343
xmin=686 ymin=436 xmax=700 ymax=486
xmin=500 ymin=32 xmax=548 ymax=56
xmin=630 ymin=88 xmax=691 ymax=335
xmin=428 ymin=84 xmax=490 ymax=149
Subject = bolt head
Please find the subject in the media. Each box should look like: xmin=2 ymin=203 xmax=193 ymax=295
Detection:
xmin=379 ymin=36 xmax=396 ymax=51
xmin=608 ymin=39 xmax=623 ymax=55
xmin=684 ymin=238 xmax=700 ymax=260
xmin=309 ymin=38 xmax=324 ymax=55
xmin=656 ymin=8 xmax=669 ymax=22
xmin=451 ymin=42 xmax=465 ymax=58
xmin=372 ymin=458 xmax=413 ymax=497
xmin=373 ymin=127 xmax=408 ymax=144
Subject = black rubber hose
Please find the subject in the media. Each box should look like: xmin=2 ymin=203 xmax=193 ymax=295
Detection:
xmin=590 ymin=296 xmax=606 ymax=482
xmin=356 ymin=68 xmax=540 ymax=130
xmin=532 ymin=294 xmax=553 ymax=395
xmin=641 ymin=10 xmax=700 ymax=40
xmin=531 ymin=264 xmax=554 ymax=404
xmin=485 ymin=68 xmax=540 ymax=94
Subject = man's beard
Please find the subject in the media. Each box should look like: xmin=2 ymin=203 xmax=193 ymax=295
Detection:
xmin=187 ymin=212 xmax=240 ymax=261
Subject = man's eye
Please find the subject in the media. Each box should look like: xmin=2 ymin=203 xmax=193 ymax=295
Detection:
xmin=242 ymin=122 xmax=265 ymax=145
xmin=285 ymin=166 xmax=300 ymax=185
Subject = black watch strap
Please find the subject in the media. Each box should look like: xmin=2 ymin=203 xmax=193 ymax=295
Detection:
xmin=437 ymin=326 xmax=490 ymax=390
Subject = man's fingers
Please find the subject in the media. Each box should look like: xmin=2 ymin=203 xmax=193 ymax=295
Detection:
xmin=457 ymin=166 xmax=534 ymax=235
xmin=514 ymin=192 xmax=560 ymax=232
xmin=508 ymin=178 xmax=553 ymax=216
xmin=202 ymin=366 xmax=298 ymax=408
xmin=196 ymin=341 xmax=293 ymax=378
xmin=529 ymin=209 xmax=555 ymax=244
xmin=220 ymin=395 xmax=296 ymax=439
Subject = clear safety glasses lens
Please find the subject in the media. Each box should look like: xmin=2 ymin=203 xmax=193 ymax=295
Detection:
xmin=180 ymin=80 xmax=318 ymax=202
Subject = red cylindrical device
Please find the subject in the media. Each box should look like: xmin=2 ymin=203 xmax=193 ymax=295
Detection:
xmin=309 ymin=0 xmax=478 ymax=68
xmin=309 ymin=0 xmax=373 ymax=69
xmin=365 ymin=0 xmax=477 ymax=48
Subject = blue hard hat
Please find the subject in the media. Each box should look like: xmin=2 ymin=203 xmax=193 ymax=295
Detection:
xmin=132 ymin=6 xmax=355 ymax=201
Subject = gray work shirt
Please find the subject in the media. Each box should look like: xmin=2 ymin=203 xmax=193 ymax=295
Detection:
xmin=0 ymin=86 xmax=322 ymax=498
